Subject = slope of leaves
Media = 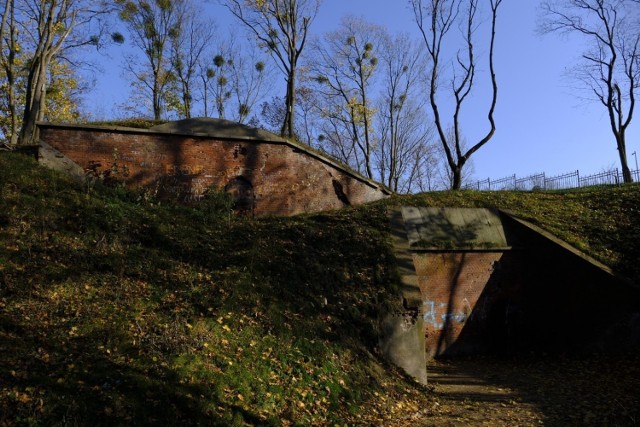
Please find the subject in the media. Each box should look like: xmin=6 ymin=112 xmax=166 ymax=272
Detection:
xmin=0 ymin=152 xmax=431 ymax=426
xmin=385 ymin=186 xmax=640 ymax=282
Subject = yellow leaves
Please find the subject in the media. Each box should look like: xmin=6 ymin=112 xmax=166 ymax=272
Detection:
xmin=10 ymin=391 xmax=32 ymax=404
xmin=346 ymin=96 xmax=377 ymax=124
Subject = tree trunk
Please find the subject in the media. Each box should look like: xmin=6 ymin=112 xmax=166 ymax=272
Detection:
xmin=19 ymin=58 xmax=47 ymax=146
xmin=153 ymin=94 xmax=162 ymax=120
xmin=2 ymin=0 xmax=18 ymax=146
xmin=153 ymin=72 xmax=162 ymax=120
xmin=617 ymin=135 xmax=633 ymax=183
xmin=281 ymin=67 xmax=295 ymax=138
xmin=6 ymin=60 xmax=18 ymax=146
xmin=451 ymin=166 xmax=462 ymax=190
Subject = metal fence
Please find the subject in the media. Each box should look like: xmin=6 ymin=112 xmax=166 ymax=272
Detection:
xmin=465 ymin=168 xmax=640 ymax=191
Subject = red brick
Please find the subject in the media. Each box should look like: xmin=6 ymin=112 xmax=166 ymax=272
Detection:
xmin=38 ymin=124 xmax=389 ymax=216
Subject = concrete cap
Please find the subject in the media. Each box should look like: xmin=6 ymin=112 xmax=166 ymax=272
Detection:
xmin=401 ymin=207 xmax=509 ymax=249
xmin=149 ymin=117 xmax=288 ymax=143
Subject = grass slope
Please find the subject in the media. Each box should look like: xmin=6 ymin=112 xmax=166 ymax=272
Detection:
xmin=1 ymin=152 xmax=638 ymax=426
xmin=0 ymin=153 xmax=428 ymax=426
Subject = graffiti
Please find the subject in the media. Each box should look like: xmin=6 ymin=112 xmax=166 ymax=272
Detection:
xmin=423 ymin=299 xmax=468 ymax=330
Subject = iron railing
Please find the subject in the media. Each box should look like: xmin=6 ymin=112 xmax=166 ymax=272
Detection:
xmin=465 ymin=168 xmax=639 ymax=191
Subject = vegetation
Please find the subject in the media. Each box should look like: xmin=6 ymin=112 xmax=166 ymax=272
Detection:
xmin=0 ymin=152 xmax=430 ymax=426
xmin=540 ymin=0 xmax=640 ymax=184
xmin=87 ymin=118 xmax=168 ymax=129
xmin=1 ymin=152 xmax=639 ymax=425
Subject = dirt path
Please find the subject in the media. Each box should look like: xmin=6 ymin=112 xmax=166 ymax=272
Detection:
xmin=415 ymin=355 xmax=640 ymax=426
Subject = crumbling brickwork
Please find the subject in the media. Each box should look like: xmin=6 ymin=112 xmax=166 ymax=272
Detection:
xmin=38 ymin=123 xmax=389 ymax=216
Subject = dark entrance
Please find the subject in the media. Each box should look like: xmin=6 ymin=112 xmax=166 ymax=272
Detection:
xmin=225 ymin=176 xmax=255 ymax=215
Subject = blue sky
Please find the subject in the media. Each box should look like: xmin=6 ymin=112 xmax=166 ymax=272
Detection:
xmin=85 ymin=0 xmax=640 ymax=182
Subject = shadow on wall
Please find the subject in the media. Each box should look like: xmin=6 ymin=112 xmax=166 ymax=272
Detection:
xmin=84 ymin=133 xmax=260 ymax=215
xmin=60 ymin=130 xmax=380 ymax=215
xmin=430 ymin=213 xmax=640 ymax=358
xmin=440 ymin=251 xmax=525 ymax=356
xmin=421 ymin=250 xmax=524 ymax=357
xmin=500 ymin=213 xmax=640 ymax=354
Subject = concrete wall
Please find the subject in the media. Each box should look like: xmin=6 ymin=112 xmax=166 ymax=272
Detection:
xmin=38 ymin=123 xmax=390 ymax=216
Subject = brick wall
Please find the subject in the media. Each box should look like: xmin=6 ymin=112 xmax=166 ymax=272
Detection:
xmin=412 ymin=214 xmax=640 ymax=358
xmin=38 ymin=124 xmax=389 ymax=216
xmin=413 ymin=250 xmax=523 ymax=357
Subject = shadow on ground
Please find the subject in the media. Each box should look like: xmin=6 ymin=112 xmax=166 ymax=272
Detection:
xmin=422 ymin=355 xmax=640 ymax=427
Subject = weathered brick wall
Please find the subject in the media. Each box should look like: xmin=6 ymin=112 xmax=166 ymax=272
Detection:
xmin=413 ymin=250 xmax=523 ymax=357
xmin=38 ymin=124 xmax=389 ymax=216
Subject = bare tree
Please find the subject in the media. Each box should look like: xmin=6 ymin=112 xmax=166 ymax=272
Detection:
xmin=411 ymin=0 xmax=503 ymax=190
xmin=309 ymin=16 xmax=384 ymax=178
xmin=295 ymin=82 xmax=322 ymax=146
xmin=540 ymin=0 xmax=640 ymax=183
xmin=229 ymin=52 xmax=269 ymax=123
xmin=375 ymin=32 xmax=434 ymax=192
xmin=202 ymin=38 xmax=272 ymax=124
xmin=224 ymin=0 xmax=321 ymax=138
xmin=436 ymin=126 xmax=476 ymax=189
xmin=169 ymin=3 xmax=215 ymax=119
xmin=14 ymin=0 xmax=113 ymax=145
xmin=0 ymin=0 xmax=19 ymax=145
xmin=208 ymin=52 xmax=232 ymax=119
xmin=116 ymin=0 xmax=187 ymax=120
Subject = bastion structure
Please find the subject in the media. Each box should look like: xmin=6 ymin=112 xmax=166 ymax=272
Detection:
xmin=37 ymin=118 xmax=391 ymax=216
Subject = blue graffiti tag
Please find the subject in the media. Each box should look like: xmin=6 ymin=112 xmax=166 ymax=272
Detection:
xmin=422 ymin=300 xmax=468 ymax=330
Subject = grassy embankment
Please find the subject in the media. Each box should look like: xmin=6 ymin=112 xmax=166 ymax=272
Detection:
xmin=1 ymin=150 xmax=639 ymax=425
xmin=0 ymin=152 xmax=429 ymax=426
